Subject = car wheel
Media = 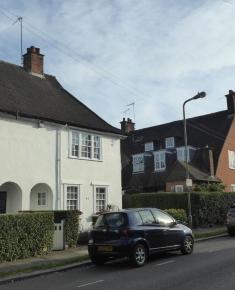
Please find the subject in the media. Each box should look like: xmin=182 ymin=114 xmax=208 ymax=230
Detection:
xmin=181 ymin=235 xmax=194 ymax=255
xmin=130 ymin=243 xmax=147 ymax=267
xmin=90 ymin=256 xmax=107 ymax=265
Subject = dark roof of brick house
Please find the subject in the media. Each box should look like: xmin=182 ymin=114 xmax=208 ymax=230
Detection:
xmin=0 ymin=60 xmax=121 ymax=135
xmin=121 ymin=109 xmax=232 ymax=190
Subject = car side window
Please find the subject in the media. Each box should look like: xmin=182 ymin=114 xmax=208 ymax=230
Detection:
xmin=151 ymin=209 xmax=174 ymax=226
xmin=128 ymin=212 xmax=143 ymax=226
xmin=139 ymin=210 xmax=155 ymax=224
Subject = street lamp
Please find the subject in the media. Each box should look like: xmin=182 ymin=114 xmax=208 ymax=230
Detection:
xmin=183 ymin=92 xmax=206 ymax=227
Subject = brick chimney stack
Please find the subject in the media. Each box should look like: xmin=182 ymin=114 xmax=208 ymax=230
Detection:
xmin=225 ymin=90 xmax=235 ymax=116
xmin=23 ymin=46 xmax=44 ymax=76
xmin=120 ymin=118 xmax=135 ymax=134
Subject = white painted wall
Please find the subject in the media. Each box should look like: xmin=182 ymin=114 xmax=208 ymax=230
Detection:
xmin=0 ymin=114 xmax=122 ymax=228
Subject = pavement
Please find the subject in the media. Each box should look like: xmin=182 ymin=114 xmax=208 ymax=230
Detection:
xmin=0 ymin=226 xmax=228 ymax=285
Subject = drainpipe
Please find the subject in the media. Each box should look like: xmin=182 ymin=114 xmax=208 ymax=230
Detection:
xmin=56 ymin=124 xmax=67 ymax=210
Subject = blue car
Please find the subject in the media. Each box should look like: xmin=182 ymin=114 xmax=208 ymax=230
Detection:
xmin=88 ymin=208 xmax=194 ymax=267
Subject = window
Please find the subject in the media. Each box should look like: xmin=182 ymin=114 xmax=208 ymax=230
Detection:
xmin=228 ymin=150 xmax=235 ymax=169
xmin=177 ymin=146 xmax=195 ymax=162
xmin=151 ymin=209 xmax=174 ymax=226
xmin=69 ymin=131 xmax=102 ymax=160
xmin=231 ymin=184 xmax=235 ymax=192
xmin=165 ymin=137 xmax=175 ymax=148
xmin=81 ymin=134 xmax=92 ymax=158
xmin=139 ymin=210 xmax=155 ymax=224
xmin=133 ymin=154 xmax=144 ymax=173
xmin=175 ymin=185 xmax=184 ymax=193
xmin=154 ymin=151 xmax=166 ymax=171
xmin=71 ymin=131 xmax=79 ymax=157
xmin=96 ymin=187 xmax=107 ymax=212
xmin=145 ymin=142 xmax=154 ymax=152
xmin=67 ymin=186 xmax=79 ymax=210
xmin=38 ymin=192 xmax=46 ymax=206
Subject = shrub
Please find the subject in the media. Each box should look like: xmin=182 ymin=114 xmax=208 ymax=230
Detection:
xmin=64 ymin=211 xmax=81 ymax=247
xmin=0 ymin=212 xmax=54 ymax=262
xmin=165 ymin=209 xmax=187 ymax=224
xmin=123 ymin=192 xmax=235 ymax=227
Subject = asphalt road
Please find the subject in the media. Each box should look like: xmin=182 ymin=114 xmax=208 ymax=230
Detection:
xmin=1 ymin=236 xmax=235 ymax=290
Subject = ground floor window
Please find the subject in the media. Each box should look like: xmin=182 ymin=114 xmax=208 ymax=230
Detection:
xmin=66 ymin=186 xmax=79 ymax=210
xmin=175 ymin=185 xmax=184 ymax=193
xmin=38 ymin=192 xmax=46 ymax=206
xmin=95 ymin=187 xmax=107 ymax=213
xmin=231 ymin=184 xmax=235 ymax=192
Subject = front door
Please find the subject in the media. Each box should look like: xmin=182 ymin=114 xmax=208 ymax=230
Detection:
xmin=0 ymin=192 xmax=6 ymax=214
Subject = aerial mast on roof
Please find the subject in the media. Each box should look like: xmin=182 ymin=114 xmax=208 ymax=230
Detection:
xmin=127 ymin=102 xmax=135 ymax=123
xmin=13 ymin=16 xmax=23 ymax=65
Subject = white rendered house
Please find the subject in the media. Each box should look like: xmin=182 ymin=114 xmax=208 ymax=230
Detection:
xmin=0 ymin=46 xmax=122 ymax=228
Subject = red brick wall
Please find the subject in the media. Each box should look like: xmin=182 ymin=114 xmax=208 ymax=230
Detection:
xmin=216 ymin=116 xmax=235 ymax=191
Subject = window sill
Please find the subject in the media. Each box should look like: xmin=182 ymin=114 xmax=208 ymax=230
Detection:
xmin=133 ymin=171 xmax=144 ymax=174
xmin=155 ymin=168 xmax=166 ymax=172
xmin=68 ymin=156 xmax=103 ymax=162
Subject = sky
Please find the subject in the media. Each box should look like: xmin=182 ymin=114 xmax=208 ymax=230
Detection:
xmin=0 ymin=0 xmax=235 ymax=130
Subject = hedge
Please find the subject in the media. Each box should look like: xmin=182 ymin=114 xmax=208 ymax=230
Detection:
xmin=20 ymin=210 xmax=82 ymax=248
xmin=123 ymin=192 xmax=235 ymax=227
xmin=0 ymin=212 xmax=54 ymax=262
xmin=165 ymin=209 xmax=187 ymax=224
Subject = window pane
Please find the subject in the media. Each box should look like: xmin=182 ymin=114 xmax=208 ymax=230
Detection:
xmin=139 ymin=210 xmax=155 ymax=224
xmin=152 ymin=209 xmax=174 ymax=226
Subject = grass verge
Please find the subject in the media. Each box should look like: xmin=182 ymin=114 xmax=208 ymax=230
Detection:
xmin=0 ymin=255 xmax=89 ymax=279
xmin=194 ymin=227 xmax=227 ymax=239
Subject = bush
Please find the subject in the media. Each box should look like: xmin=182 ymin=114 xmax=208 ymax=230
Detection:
xmin=123 ymin=192 xmax=235 ymax=227
xmin=64 ymin=211 xmax=80 ymax=247
xmin=0 ymin=212 xmax=54 ymax=262
xmin=165 ymin=209 xmax=187 ymax=224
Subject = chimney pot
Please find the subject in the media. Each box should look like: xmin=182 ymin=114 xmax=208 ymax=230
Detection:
xmin=225 ymin=90 xmax=235 ymax=115
xmin=120 ymin=118 xmax=135 ymax=134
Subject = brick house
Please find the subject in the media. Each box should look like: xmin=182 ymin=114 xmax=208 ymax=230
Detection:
xmin=121 ymin=92 xmax=235 ymax=193
xmin=0 ymin=46 xmax=122 ymax=229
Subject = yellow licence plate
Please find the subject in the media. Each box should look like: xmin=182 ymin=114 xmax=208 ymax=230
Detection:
xmin=98 ymin=245 xmax=113 ymax=252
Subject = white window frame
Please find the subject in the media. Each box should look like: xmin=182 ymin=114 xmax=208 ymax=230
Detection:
xmin=231 ymin=184 xmax=235 ymax=192
xmin=37 ymin=192 xmax=47 ymax=206
xmin=94 ymin=186 xmax=108 ymax=213
xmin=154 ymin=151 xmax=166 ymax=171
xmin=65 ymin=185 xmax=80 ymax=210
xmin=69 ymin=130 xmax=102 ymax=161
xmin=175 ymin=185 xmax=184 ymax=193
xmin=132 ymin=154 xmax=144 ymax=173
xmin=176 ymin=146 xmax=195 ymax=162
xmin=145 ymin=142 xmax=154 ymax=152
xmin=165 ymin=137 xmax=175 ymax=149
xmin=228 ymin=150 xmax=235 ymax=169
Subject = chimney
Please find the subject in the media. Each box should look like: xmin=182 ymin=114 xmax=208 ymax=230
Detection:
xmin=23 ymin=46 xmax=44 ymax=76
xmin=208 ymin=149 xmax=215 ymax=177
xmin=225 ymin=90 xmax=235 ymax=116
xmin=120 ymin=118 xmax=135 ymax=134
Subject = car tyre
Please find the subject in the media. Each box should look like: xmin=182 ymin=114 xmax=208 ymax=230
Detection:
xmin=181 ymin=235 xmax=194 ymax=255
xmin=130 ymin=243 xmax=147 ymax=267
xmin=227 ymin=229 xmax=235 ymax=236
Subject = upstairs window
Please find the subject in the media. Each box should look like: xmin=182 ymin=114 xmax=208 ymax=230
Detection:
xmin=177 ymin=146 xmax=195 ymax=162
xmin=145 ymin=142 xmax=154 ymax=152
xmin=154 ymin=151 xmax=166 ymax=171
xmin=165 ymin=137 xmax=175 ymax=148
xmin=228 ymin=150 xmax=235 ymax=169
xmin=69 ymin=131 xmax=102 ymax=160
xmin=133 ymin=154 xmax=144 ymax=173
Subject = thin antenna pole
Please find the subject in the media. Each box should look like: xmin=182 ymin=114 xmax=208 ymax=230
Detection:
xmin=18 ymin=16 xmax=23 ymax=65
xmin=127 ymin=102 xmax=135 ymax=123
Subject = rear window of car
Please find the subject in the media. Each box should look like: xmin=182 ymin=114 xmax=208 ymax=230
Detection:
xmin=94 ymin=213 xmax=127 ymax=228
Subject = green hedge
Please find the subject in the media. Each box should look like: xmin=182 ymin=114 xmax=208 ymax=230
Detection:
xmin=20 ymin=210 xmax=81 ymax=248
xmin=165 ymin=209 xmax=187 ymax=224
xmin=123 ymin=192 xmax=235 ymax=227
xmin=0 ymin=212 xmax=54 ymax=262
xmin=64 ymin=211 xmax=80 ymax=247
